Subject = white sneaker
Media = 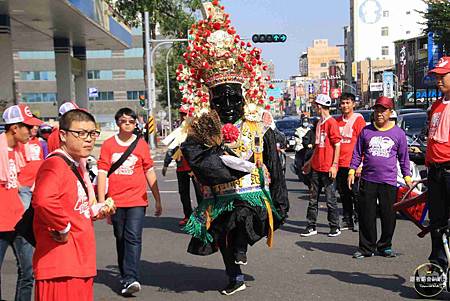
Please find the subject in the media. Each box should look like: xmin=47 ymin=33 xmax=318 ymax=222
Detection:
xmin=300 ymin=227 xmax=317 ymax=237
xmin=121 ymin=281 xmax=141 ymax=296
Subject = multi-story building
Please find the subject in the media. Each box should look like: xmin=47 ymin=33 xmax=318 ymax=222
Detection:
xmin=298 ymin=52 xmax=308 ymax=77
xmin=306 ymin=39 xmax=342 ymax=79
xmin=14 ymin=27 xmax=150 ymax=122
xmin=350 ymin=0 xmax=426 ymax=62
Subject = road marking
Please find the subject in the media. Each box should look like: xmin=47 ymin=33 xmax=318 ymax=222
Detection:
xmin=164 ymin=179 xmax=178 ymax=182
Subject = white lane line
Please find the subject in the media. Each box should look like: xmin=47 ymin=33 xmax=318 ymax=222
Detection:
xmin=164 ymin=179 xmax=178 ymax=182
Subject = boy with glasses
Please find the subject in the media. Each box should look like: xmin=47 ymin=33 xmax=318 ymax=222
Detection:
xmin=32 ymin=109 xmax=111 ymax=300
xmin=0 ymin=104 xmax=42 ymax=301
xmin=97 ymin=108 xmax=162 ymax=296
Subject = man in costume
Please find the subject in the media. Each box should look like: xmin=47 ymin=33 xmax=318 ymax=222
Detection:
xmin=174 ymin=0 xmax=289 ymax=295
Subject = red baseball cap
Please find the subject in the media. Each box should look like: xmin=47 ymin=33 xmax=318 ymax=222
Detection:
xmin=428 ymin=57 xmax=450 ymax=75
xmin=372 ymin=96 xmax=393 ymax=110
xmin=2 ymin=104 xmax=43 ymax=126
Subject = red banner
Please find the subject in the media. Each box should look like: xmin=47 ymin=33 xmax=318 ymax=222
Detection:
xmin=321 ymin=79 xmax=330 ymax=95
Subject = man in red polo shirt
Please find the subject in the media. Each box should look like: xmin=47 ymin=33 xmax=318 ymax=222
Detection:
xmin=301 ymin=94 xmax=342 ymax=237
xmin=335 ymin=93 xmax=366 ymax=231
xmin=0 ymin=104 xmax=42 ymax=301
xmin=425 ymin=56 xmax=450 ymax=270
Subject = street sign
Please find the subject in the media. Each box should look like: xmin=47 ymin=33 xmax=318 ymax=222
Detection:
xmin=370 ymin=82 xmax=383 ymax=92
xmin=383 ymin=71 xmax=394 ymax=98
xmin=320 ymin=79 xmax=330 ymax=95
xmin=88 ymin=87 xmax=98 ymax=98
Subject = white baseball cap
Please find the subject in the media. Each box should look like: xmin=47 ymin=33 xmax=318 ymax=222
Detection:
xmin=315 ymin=94 xmax=332 ymax=107
xmin=3 ymin=104 xmax=43 ymax=126
xmin=59 ymin=101 xmax=79 ymax=115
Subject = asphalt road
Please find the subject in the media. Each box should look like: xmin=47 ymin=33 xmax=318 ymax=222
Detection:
xmin=2 ymin=152 xmax=445 ymax=301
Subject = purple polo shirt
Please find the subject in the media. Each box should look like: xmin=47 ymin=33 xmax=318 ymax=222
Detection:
xmin=350 ymin=124 xmax=411 ymax=186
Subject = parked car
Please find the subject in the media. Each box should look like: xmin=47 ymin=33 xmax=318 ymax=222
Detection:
xmin=406 ymin=134 xmax=427 ymax=165
xmin=275 ymin=116 xmax=301 ymax=151
xmin=396 ymin=108 xmax=425 ymax=115
xmin=355 ymin=109 xmax=373 ymax=125
xmin=396 ymin=112 xmax=428 ymax=136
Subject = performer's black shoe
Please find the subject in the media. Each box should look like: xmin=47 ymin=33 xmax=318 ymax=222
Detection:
xmin=220 ymin=281 xmax=246 ymax=295
xmin=234 ymin=252 xmax=247 ymax=265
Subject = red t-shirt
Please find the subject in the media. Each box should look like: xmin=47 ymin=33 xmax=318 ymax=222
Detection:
xmin=335 ymin=114 xmax=366 ymax=168
xmin=311 ymin=117 xmax=342 ymax=172
xmin=32 ymin=153 xmax=96 ymax=280
xmin=426 ymin=98 xmax=450 ymax=165
xmin=47 ymin=128 xmax=60 ymax=153
xmin=18 ymin=137 xmax=44 ymax=187
xmin=0 ymin=149 xmax=25 ymax=232
xmin=97 ymin=135 xmax=154 ymax=207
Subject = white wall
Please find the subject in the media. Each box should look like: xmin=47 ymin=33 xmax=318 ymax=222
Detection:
xmin=353 ymin=0 xmax=427 ymax=62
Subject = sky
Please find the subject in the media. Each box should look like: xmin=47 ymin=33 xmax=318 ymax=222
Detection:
xmin=220 ymin=0 xmax=350 ymax=79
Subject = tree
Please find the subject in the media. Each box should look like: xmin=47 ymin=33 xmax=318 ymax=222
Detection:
xmin=107 ymin=0 xmax=202 ymax=116
xmin=422 ymin=0 xmax=450 ymax=54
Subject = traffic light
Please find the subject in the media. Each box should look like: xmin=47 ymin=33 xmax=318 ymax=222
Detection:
xmin=139 ymin=95 xmax=146 ymax=107
xmin=252 ymin=34 xmax=287 ymax=43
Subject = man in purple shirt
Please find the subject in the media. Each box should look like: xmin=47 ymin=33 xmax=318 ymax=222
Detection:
xmin=348 ymin=96 xmax=412 ymax=259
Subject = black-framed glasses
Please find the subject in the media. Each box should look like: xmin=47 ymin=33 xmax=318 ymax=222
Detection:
xmin=61 ymin=128 xmax=101 ymax=139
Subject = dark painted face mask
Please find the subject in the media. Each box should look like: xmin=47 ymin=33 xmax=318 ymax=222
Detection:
xmin=209 ymin=83 xmax=245 ymax=124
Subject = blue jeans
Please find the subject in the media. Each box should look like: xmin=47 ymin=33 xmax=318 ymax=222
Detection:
xmin=111 ymin=207 xmax=146 ymax=283
xmin=18 ymin=186 xmax=32 ymax=210
xmin=0 ymin=232 xmax=34 ymax=301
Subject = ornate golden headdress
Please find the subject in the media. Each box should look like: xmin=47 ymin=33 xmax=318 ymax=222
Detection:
xmin=176 ymin=0 xmax=274 ymax=120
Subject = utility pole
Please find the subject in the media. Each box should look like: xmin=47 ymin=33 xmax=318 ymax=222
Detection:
xmin=144 ymin=11 xmax=155 ymax=148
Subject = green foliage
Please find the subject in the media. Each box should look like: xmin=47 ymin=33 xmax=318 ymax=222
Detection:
xmin=422 ymin=0 xmax=450 ymax=54
xmin=107 ymin=0 xmax=203 ymax=116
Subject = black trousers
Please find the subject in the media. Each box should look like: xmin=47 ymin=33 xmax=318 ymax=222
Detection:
xmin=427 ymin=165 xmax=450 ymax=269
xmin=336 ymin=167 xmax=358 ymax=224
xmin=177 ymin=171 xmax=202 ymax=218
xmin=306 ymin=170 xmax=339 ymax=228
xmin=218 ymin=228 xmax=248 ymax=281
xmin=358 ymin=180 xmax=397 ymax=254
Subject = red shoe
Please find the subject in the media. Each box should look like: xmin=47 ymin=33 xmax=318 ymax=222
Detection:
xmin=179 ymin=218 xmax=188 ymax=226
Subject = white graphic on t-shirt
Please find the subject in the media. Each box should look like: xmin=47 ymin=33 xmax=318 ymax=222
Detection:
xmin=74 ymin=181 xmax=90 ymax=219
xmin=6 ymin=158 xmax=18 ymax=189
xmin=111 ymin=153 xmax=138 ymax=175
xmin=319 ymin=130 xmax=327 ymax=147
xmin=368 ymin=136 xmax=395 ymax=158
xmin=28 ymin=144 xmax=41 ymax=161
xmin=428 ymin=112 xmax=441 ymax=138
xmin=339 ymin=126 xmax=352 ymax=144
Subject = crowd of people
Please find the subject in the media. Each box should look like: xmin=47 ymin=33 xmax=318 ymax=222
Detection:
xmin=0 ymin=1 xmax=449 ymax=299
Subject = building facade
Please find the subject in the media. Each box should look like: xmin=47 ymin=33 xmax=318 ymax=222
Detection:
xmin=350 ymin=0 xmax=426 ymax=62
xmin=298 ymin=52 xmax=308 ymax=77
xmin=14 ymin=28 xmax=148 ymax=122
xmin=306 ymin=39 xmax=342 ymax=79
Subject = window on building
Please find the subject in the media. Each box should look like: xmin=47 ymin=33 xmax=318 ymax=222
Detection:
xmin=406 ymin=30 xmax=411 ymax=35
xmin=320 ymin=63 xmax=327 ymax=68
xmin=18 ymin=51 xmax=55 ymax=59
xmin=22 ymin=92 xmax=57 ymax=103
xmin=125 ymin=69 xmax=144 ymax=79
xmin=86 ymin=50 xmax=112 ymax=58
xmin=87 ymin=70 xmax=113 ymax=80
xmin=383 ymin=10 xmax=389 ymax=17
xmin=124 ymin=48 xmax=144 ymax=57
xmin=382 ymin=46 xmax=389 ymax=56
xmin=381 ymin=27 xmax=389 ymax=36
xmin=20 ymin=71 xmax=56 ymax=81
xmin=320 ymin=72 xmax=328 ymax=78
xmin=127 ymin=90 xmax=146 ymax=100
xmin=406 ymin=11 xmax=411 ymax=15
xmin=89 ymin=91 xmax=114 ymax=101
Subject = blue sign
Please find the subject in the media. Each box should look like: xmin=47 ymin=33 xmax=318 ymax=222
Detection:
xmin=428 ymin=32 xmax=443 ymax=70
xmin=267 ymin=87 xmax=282 ymax=100
xmin=407 ymin=89 xmax=442 ymax=100
xmin=88 ymin=87 xmax=98 ymax=98
xmin=382 ymin=71 xmax=394 ymax=98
